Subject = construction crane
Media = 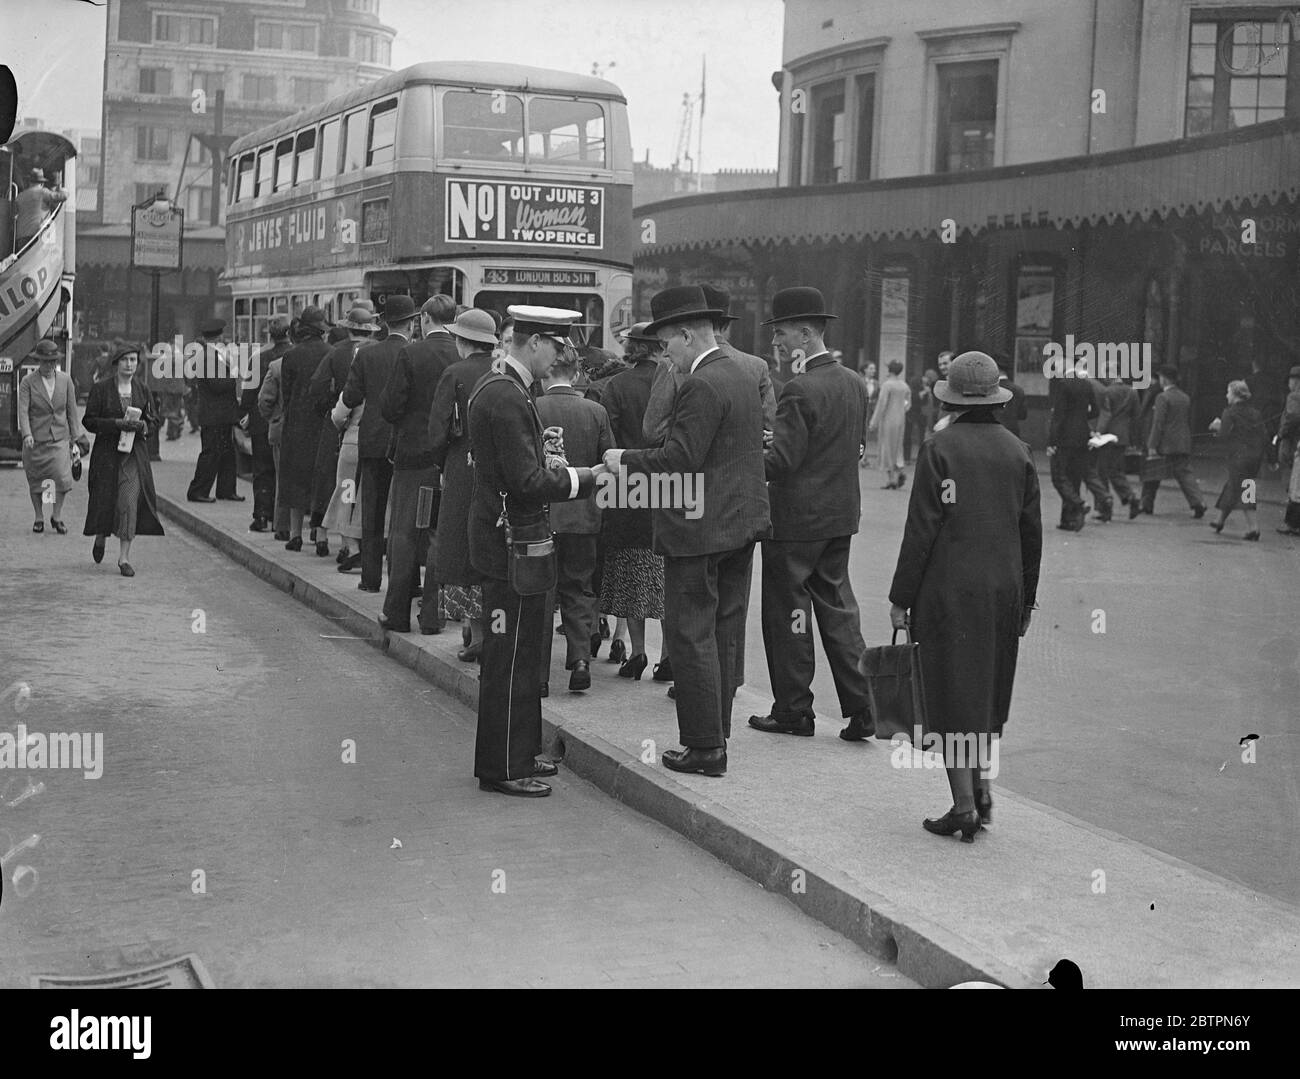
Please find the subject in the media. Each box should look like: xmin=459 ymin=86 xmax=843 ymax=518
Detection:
xmin=673 ymin=91 xmax=695 ymax=180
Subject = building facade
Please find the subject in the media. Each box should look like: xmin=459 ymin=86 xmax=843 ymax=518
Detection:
xmin=79 ymin=0 xmax=394 ymax=341
xmin=634 ymin=0 xmax=1300 ymax=445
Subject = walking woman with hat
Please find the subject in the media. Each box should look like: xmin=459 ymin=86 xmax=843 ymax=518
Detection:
xmin=887 ymin=351 xmax=1042 ymax=842
xmin=870 ymin=360 xmax=911 ymax=489
xmin=18 ymin=339 xmax=88 ymax=534
xmin=1208 ymin=380 xmax=1266 ymax=540
xmin=82 ymin=344 xmax=165 ymax=576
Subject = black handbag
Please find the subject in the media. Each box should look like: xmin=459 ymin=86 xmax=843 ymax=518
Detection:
xmin=502 ymin=505 xmax=556 ymax=596
xmin=861 ymin=628 xmax=927 ymax=743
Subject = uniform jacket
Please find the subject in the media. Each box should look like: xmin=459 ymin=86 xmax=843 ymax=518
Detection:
xmin=467 ymin=364 xmax=596 ymax=581
xmin=382 ymin=331 xmax=457 ymax=470
xmin=18 ymin=369 xmax=84 ymax=445
xmin=191 ymin=343 xmax=240 ymax=427
xmin=764 ymin=353 xmax=868 ymax=541
xmin=1148 ymin=385 xmax=1194 ymax=455
xmin=1097 ymin=381 xmax=1138 ymax=445
xmin=1047 ymin=376 xmax=1097 ymax=448
xmin=536 ymin=384 xmax=614 ymax=535
xmin=342 ymin=332 xmax=408 ymax=459
xmin=81 ymin=378 xmax=164 ymax=538
xmin=621 ymin=348 xmax=771 ymax=557
xmin=889 ymin=412 xmax=1041 ymax=738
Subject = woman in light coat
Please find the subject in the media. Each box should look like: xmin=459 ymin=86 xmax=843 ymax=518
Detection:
xmin=870 ymin=360 xmax=911 ymax=489
xmin=321 ymin=394 xmax=364 ymax=561
xmin=18 ymin=339 xmax=88 ymax=534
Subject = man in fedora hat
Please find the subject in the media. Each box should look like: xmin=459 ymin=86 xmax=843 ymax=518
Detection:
xmin=604 ymin=285 xmax=771 ymax=777
xmin=378 ymin=295 xmax=460 ymax=633
xmin=341 ymin=294 xmax=417 ymax=590
xmin=750 ymin=287 xmax=874 ymax=741
xmin=1277 ymin=364 xmax=1300 ymax=535
xmin=468 ymin=306 xmax=605 ymax=797
xmin=1138 ymin=365 xmax=1206 ymax=519
xmin=186 ymin=318 xmax=244 ymax=503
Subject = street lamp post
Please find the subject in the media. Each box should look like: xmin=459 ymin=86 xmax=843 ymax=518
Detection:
xmin=130 ymin=191 xmax=183 ymax=460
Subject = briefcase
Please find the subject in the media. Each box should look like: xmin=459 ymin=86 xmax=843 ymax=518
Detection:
xmin=1139 ymin=453 xmax=1171 ymax=485
xmin=861 ymin=628 xmax=927 ymax=743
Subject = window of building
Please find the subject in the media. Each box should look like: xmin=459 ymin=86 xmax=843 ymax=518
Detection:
xmin=934 ymin=60 xmax=998 ymax=173
xmin=82 ymin=164 xmax=100 ymax=186
xmin=294 ymin=129 xmax=317 ymax=183
xmin=255 ymin=147 xmax=274 ymax=196
xmin=1186 ymin=16 xmax=1297 ymax=135
xmin=349 ymin=0 xmax=376 ymax=11
xmin=153 ymin=13 xmax=216 ymax=45
xmin=318 ymin=117 xmax=341 ymax=178
xmin=366 ymin=99 xmax=398 ymax=166
xmin=273 ymin=137 xmax=294 ymax=191
xmin=242 ymin=74 xmax=277 ymax=102
xmin=810 ymin=84 xmax=846 ymax=184
xmin=138 ymin=68 xmax=173 ymax=95
xmin=191 ymin=71 xmax=223 ymax=97
xmin=235 ymin=154 xmax=255 ymax=201
xmin=82 ymin=137 xmax=101 ymax=155
xmin=341 ymin=109 xmax=367 ymax=172
xmin=136 ymin=126 xmax=171 ymax=161
xmin=442 ymin=90 xmax=523 ymax=160
xmin=855 ymin=74 xmax=875 ymax=182
xmin=527 ymin=98 xmax=606 ymax=167
xmin=256 ymin=21 xmax=318 ymax=53
xmin=789 ymin=109 xmax=804 ymax=185
xmin=351 ymin=32 xmax=391 ymax=65
xmin=292 ymin=78 xmax=327 ymax=107
xmin=185 ymin=185 xmax=212 ymax=221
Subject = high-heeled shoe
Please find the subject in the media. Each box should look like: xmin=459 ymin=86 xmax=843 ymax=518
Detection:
xmin=32 ymin=520 xmax=44 ymax=533
xmin=922 ymin=807 xmax=982 ymax=843
xmin=50 ymin=519 xmax=67 ymax=534
xmin=974 ymin=790 xmax=993 ymax=825
xmin=607 ymin=639 xmax=628 ymax=664
xmin=1210 ymin=519 xmax=1224 ymax=534
xmin=92 ymin=538 xmax=105 ymax=564
xmin=336 ymin=546 xmax=351 ymax=564
xmin=589 ymin=632 xmax=602 ymax=658
xmin=619 ymin=653 xmax=648 ymax=680
xmin=652 ymin=657 xmax=674 ymax=683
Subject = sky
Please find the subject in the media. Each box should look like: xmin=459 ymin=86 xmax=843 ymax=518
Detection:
xmin=2 ymin=0 xmax=785 ymax=171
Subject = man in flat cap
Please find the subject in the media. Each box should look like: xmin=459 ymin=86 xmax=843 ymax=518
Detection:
xmin=186 ymin=317 xmax=244 ymax=503
xmin=605 ymin=285 xmax=771 ymax=777
xmin=750 ymin=287 xmax=874 ymax=742
xmin=468 ymin=306 xmax=604 ymax=797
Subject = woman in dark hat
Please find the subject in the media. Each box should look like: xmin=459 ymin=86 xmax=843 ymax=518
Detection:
xmin=18 ymin=339 xmax=88 ymax=534
xmin=1208 ymin=380 xmax=1266 ymax=540
xmin=888 ymin=351 xmax=1042 ymax=842
xmin=82 ymin=344 xmax=165 ymax=576
xmin=277 ymin=306 xmax=332 ymax=550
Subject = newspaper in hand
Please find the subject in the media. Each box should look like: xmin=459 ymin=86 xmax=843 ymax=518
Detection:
xmin=117 ymin=406 xmax=142 ymax=453
xmin=1087 ymin=432 xmax=1119 ymax=450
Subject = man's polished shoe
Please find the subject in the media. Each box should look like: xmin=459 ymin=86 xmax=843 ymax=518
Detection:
xmin=248 ymin=517 xmax=270 ymax=532
xmin=748 ymin=711 xmax=814 ymax=736
xmin=662 ymin=747 xmax=727 ymax=776
xmin=218 ymin=493 xmax=246 ymax=502
xmin=652 ymin=657 xmax=674 ymax=682
xmin=188 ymin=495 xmax=216 ymax=503
xmin=1128 ymin=499 xmax=1142 ymax=520
xmin=285 ymin=536 xmax=303 ymax=551
xmin=839 ymin=712 xmax=876 ymax=741
xmin=568 ymin=659 xmax=591 ymax=692
xmin=1192 ymin=504 xmax=1207 ymax=519
xmin=357 ymin=582 xmax=380 ymax=593
xmin=479 ymin=777 xmax=551 ymax=797
xmin=532 ymin=759 xmax=558 ymax=778
xmin=378 ymin=616 xmax=410 ymax=633
xmin=274 ymin=531 xmax=290 ymax=541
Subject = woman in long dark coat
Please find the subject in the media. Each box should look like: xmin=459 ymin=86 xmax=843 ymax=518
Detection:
xmin=82 ymin=345 xmax=164 ymax=576
xmin=888 ymin=351 xmax=1042 ymax=843
xmin=276 ymin=309 xmax=332 ymax=550
xmin=428 ymin=313 xmax=495 ymax=660
xmin=1209 ymin=380 xmax=1266 ymax=540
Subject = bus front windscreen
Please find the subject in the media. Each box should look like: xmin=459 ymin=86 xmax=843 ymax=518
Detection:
xmin=475 ymin=291 xmax=604 ymax=348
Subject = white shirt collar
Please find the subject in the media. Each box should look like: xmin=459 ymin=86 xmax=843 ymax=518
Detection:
xmin=501 ymin=353 xmax=533 ymax=386
xmin=691 ymin=346 xmax=721 ymax=374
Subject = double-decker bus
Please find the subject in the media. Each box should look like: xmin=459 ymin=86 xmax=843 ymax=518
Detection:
xmin=224 ymin=62 xmax=633 ymax=348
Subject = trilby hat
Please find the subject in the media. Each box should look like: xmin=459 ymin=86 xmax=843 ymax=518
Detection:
xmin=643 ymin=285 xmax=725 ymax=336
xmin=933 ymin=351 xmax=1012 ymax=405
xmin=763 ymin=286 xmax=838 ymax=326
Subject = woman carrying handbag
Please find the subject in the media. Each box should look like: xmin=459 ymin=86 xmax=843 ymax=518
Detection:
xmin=18 ymin=339 xmax=89 ymax=535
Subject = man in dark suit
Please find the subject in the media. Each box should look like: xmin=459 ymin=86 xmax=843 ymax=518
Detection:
xmin=378 ymin=295 xmax=458 ymax=633
xmin=605 ymin=286 xmax=771 ymax=777
xmin=1139 ymin=365 xmax=1206 ymax=518
xmin=468 ymin=306 xmax=602 ymax=797
xmin=239 ymin=321 xmax=285 ymax=532
xmin=1046 ymin=357 xmax=1097 ymax=530
xmin=341 ymin=294 xmax=415 ymax=591
xmin=537 ymin=348 xmax=614 ymax=693
xmin=749 ymin=288 xmax=874 ymax=741
xmin=186 ymin=319 xmax=244 ymax=504
xmin=1092 ymin=373 xmax=1138 ymax=520
xmin=994 ymin=359 xmax=1028 ymax=439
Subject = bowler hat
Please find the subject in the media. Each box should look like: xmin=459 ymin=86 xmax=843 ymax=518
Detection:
xmin=382 ymin=294 xmax=417 ymax=322
xmin=199 ymin=317 xmax=226 ymax=336
xmin=298 ymin=306 xmax=329 ymax=331
xmin=448 ymin=308 xmax=499 ymax=346
xmin=339 ymin=305 xmax=379 ymax=332
xmin=27 ymin=339 xmax=61 ymax=361
xmin=699 ymin=284 xmax=739 ymax=324
xmin=933 ymin=351 xmax=1012 ymax=405
xmin=763 ymin=286 xmax=838 ymax=326
xmin=643 ymin=285 xmax=725 ymax=336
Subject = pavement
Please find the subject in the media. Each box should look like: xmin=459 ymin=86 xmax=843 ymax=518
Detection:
xmin=106 ymin=430 xmax=1300 ymax=989
xmin=0 ymin=463 xmax=916 ymax=989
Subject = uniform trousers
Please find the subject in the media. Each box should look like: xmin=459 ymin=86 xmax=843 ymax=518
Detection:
xmin=249 ymin=412 xmax=276 ymax=521
xmin=475 ymin=576 xmax=548 ymax=782
xmin=1140 ymin=453 xmax=1205 ymax=513
xmin=1050 ymin=445 xmax=1089 ymax=525
xmin=382 ymin=464 xmax=440 ymax=631
xmin=760 ymin=535 xmax=870 ymax=720
xmin=358 ymin=456 xmax=394 ymax=590
xmin=270 ymin=441 xmax=289 ymax=532
xmin=662 ymin=541 xmax=755 ymax=749
xmin=1090 ymin=442 xmax=1133 ymax=507
xmin=187 ymin=425 xmax=237 ymax=499
xmin=541 ymin=532 xmax=598 ymax=678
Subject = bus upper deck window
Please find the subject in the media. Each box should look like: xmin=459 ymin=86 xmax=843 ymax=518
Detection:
xmin=318 ymin=118 xmax=340 ymax=178
xmin=367 ymin=99 xmax=397 ymax=167
xmin=294 ymin=128 xmax=317 ymax=184
xmin=342 ymin=109 xmax=366 ymax=173
xmin=235 ymin=155 xmax=254 ymax=201
xmin=273 ymin=137 xmax=294 ymax=191
xmin=255 ymin=148 xmax=274 ymax=196
xmin=442 ymin=90 xmax=523 ymax=160
xmin=527 ymin=98 xmax=606 ymax=168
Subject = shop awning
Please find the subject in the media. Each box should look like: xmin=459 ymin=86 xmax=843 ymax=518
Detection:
xmin=634 ymin=117 xmax=1300 ymax=255
xmin=76 ymin=224 xmax=228 ymax=272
